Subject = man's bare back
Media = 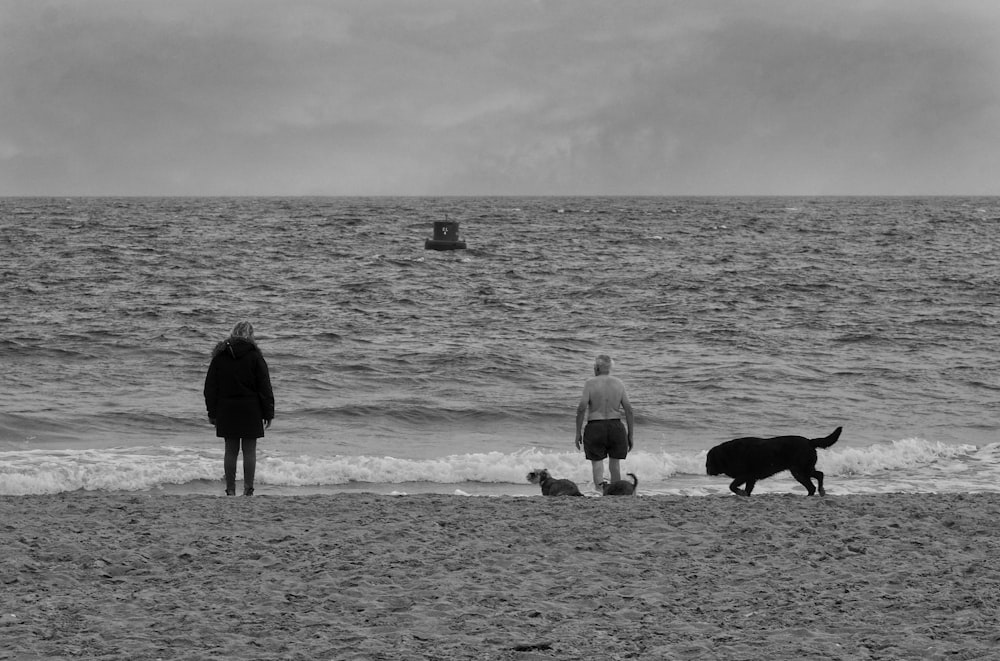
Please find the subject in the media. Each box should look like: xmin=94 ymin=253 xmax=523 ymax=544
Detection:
xmin=581 ymin=374 xmax=628 ymax=421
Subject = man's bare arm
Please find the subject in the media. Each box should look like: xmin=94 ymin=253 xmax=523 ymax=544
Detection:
xmin=574 ymin=392 xmax=589 ymax=450
xmin=621 ymin=392 xmax=634 ymax=449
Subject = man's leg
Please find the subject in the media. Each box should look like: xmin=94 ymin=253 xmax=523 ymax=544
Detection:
xmin=607 ymin=421 xmax=627 ymax=484
xmin=591 ymin=460 xmax=606 ymax=489
xmin=608 ymin=458 xmax=622 ymax=483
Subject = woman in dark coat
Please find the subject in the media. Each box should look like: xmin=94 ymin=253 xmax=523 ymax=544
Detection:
xmin=204 ymin=321 xmax=275 ymax=496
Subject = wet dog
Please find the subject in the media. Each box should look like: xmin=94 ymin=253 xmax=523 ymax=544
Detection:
xmin=600 ymin=473 xmax=638 ymax=496
xmin=706 ymin=426 xmax=842 ymax=496
xmin=526 ymin=468 xmax=583 ymax=496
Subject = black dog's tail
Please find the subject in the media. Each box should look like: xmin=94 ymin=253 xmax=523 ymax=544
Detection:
xmin=811 ymin=426 xmax=842 ymax=449
xmin=627 ymin=473 xmax=638 ymax=487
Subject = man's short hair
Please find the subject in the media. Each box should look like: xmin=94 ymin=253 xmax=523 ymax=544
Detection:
xmin=594 ymin=354 xmax=613 ymax=373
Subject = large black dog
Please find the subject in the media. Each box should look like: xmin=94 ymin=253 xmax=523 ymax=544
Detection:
xmin=706 ymin=427 xmax=842 ymax=496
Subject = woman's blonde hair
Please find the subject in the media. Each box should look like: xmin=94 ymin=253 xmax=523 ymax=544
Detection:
xmin=231 ymin=321 xmax=255 ymax=340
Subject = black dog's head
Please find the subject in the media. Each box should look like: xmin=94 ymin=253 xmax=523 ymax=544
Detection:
xmin=705 ymin=447 xmax=724 ymax=476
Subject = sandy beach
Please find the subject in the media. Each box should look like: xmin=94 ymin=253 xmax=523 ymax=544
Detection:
xmin=2 ymin=492 xmax=999 ymax=660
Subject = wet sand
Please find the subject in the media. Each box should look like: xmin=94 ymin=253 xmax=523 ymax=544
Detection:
xmin=2 ymin=492 xmax=999 ymax=660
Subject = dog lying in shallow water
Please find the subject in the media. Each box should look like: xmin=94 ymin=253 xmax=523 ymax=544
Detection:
xmin=706 ymin=427 xmax=842 ymax=496
xmin=600 ymin=473 xmax=638 ymax=496
xmin=526 ymin=468 xmax=583 ymax=496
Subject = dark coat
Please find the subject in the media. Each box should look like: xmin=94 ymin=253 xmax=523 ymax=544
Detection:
xmin=204 ymin=338 xmax=275 ymax=439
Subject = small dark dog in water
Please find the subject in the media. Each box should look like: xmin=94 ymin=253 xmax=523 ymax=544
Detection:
xmin=600 ymin=473 xmax=638 ymax=496
xmin=706 ymin=427 xmax=842 ymax=496
xmin=526 ymin=468 xmax=583 ymax=496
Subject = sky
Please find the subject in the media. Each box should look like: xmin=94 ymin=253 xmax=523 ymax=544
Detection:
xmin=1 ymin=0 xmax=998 ymax=196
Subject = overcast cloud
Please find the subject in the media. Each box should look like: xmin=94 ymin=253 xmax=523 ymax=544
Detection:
xmin=1 ymin=0 xmax=998 ymax=195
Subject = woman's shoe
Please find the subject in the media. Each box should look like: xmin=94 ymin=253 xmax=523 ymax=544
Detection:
xmin=243 ymin=487 xmax=254 ymax=497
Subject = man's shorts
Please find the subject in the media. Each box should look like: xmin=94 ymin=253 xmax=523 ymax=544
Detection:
xmin=583 ymin=419 xmax=629 ymax=461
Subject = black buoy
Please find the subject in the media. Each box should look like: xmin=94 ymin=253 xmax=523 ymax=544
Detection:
xmin=424 ymin=220 xmax=467 ymax=250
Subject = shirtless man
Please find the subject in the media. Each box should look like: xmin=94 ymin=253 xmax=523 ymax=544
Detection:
xmin=575 ymin=355 xmax=635 ymax=490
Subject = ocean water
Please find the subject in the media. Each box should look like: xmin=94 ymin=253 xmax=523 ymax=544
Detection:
xmin=2 ymin=196 xmax=999 ymax=497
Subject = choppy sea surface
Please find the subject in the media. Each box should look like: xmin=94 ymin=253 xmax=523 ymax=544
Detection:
xmin=2 ymin=196 xmax=998 ymax=496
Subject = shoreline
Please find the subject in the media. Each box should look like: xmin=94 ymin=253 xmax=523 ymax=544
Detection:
xmin=10 ymin=476 xmax=999 ymax=498
xmin=3 ymin=492 xmax=999 ymax=659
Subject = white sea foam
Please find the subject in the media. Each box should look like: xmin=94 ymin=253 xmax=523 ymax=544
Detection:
xmin=2 ymin=438 xmax=998 ymax=496
xmin=821 ymin=437 xmax=979 ymax=475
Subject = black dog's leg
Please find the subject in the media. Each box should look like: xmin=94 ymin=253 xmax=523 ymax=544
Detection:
xmin=729 ymin=478 xmax=753 ymax=496
xmin=790 ymin=470 xmax=818 ymax=496
xmin=814 ymin=470 xmax=825 ymax=496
